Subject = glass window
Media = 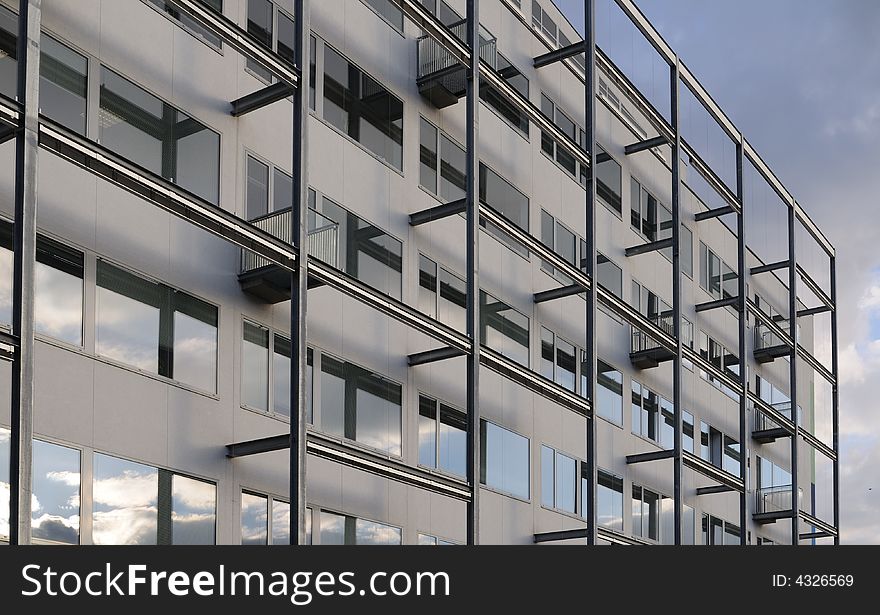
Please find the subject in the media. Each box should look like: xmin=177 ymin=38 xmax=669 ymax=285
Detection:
xmin=723 ymin=435 xmax=740 ymax=476
xmin=320 ymin=355 xmax=402 ymax=455
xmin=246 ymin=155 xmax=269 ymax=220
xmin=595 ymin=360 xmax=623 ymax=425
xmin=541 ymin=445 xmax=577 ymax=514
xmin=0 ymin=427 xmax=7 ymax=539
xmin=438 ymin=267 xmax=466 ymax=332
xmin=362 ymin=0 xmax=404 ymax=31
xmin=682 ymin=410 xmax=694 ymax=453
xmin=659 ymin=396 xmax=675 ymax=450
xmin=480 ymin=290 xmax=529 ymax=367
xmin=631 ymin=379 xmax=658 ymax=442
xmin=273 ymin=334 xmax=292 ymax=417
xmin=96 ymin=261 xmax=217 ymax=391
xmin=540 ymin=327 xmax=554 ymax=381
xmin=419 ymin=118 xmax=438 ymax=193
xmin=681 ymin=225 xmax=693 ymax=277
xmin=272 ymin=499 xmax=290 ymax=545
xmin=147 ymin=0 xmax=223 ymax=48
xmin=32 ymin=439 xmax=80 ymax=544
xmin=418 ymin=254 xmax=438 ymax=318
xmin=419 ymin=394 xmax=466 ymax=477
xmin=555 ymin=337 xmax=576 ymax=392
xmin=418 ymin=533 xmax=455 ymax=545
xmin=277 ymin=10 xmax=295 ymax=63
xmin=595 ymin=470 xmax=623 ymax=532
xmin=632 ymin=484 xmax=659 ymax=541
xmin=171 ymin=474 xmax=216 ymax=544
xmin=479 ymin=164 xmax=529 ymax=258
xmin=92 ymin=453 xmax=158 ymax=545
xmin=596 ymin=147 xmax=622 ymax=214
xmin=246 ymin=0 xmax=274 ymax=80
xmin=480 ymin=53 xmax=529 ymax=136
xmin=480 ymin=419 xmax=529 ymax=500
xmin=440 ymin=134 xmax=466 ymax=202
xmin=242 ymin=321 xmax=269 ymax=411
xmin=99 ymin=67 xmax=220 ymax=204
xmin=311 ymin=195 xmax=402 ymax=300
xmin=597 ymin=252 xmax=622 ymax=298
xmin=241 ymin=492 xmax=268 ymax=545
xmin=40 ymin=35 xmax=88 ymax=135
xmin=0 ymin=5 xmax=17 ymax=99
xmin=323 ymin=44 xmax=403 ymax=169
xmin=320 ymin=511 xmax=400 ymax=545
xmin=418 ymin=394 xmax=437 ymax=469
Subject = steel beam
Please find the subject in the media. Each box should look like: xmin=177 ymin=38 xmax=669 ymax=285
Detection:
xmin=750 ymin=260 xmax=790 ymax=275
xmin=533 ymin=528 xmax=588 ymax=543
xmin=533 ymin=284 xmax=582 ymax=303
xmin=626 ymin=449 xmax=675 ymax=464
xmin=288 ymin=0 xmax=309 ymax=546
xmin=624 ymin=135 xmax=668 ymax=155
xmin=694 ymin=205 xmax=733 ymax=222
xmin=695 ymin=485 xmax=734 ymax=496
xmin=694 ymin=296 xmax=739 ymax=313
xmin=798 ymin=510 xmax=837 ymax=538
xmin=227 ymin=434 xmax=290 ymax=458
xmin=796 ymin=263 xmax=834 ymax=310
xmin=407 ymin=346 xmax=466 ymax=366
xmin=409 ymin=198 xmax=466 ymax=226
xmin=682 ymin=451 xmax=746 ymax=493
xmin=799 ymin=531 xmax=831 ymax=541
xmin=736 ymin=136 xmax=748 ymax=544
xmin=9 ymin=0 xmax=40 ymax=546
xmin=681 ymin=141 xmax=741 ymax=213
xmin=465 ymin=0 xmax=480 ymax=546
xmin=788 ymin=200 xmax=799 ymax=545
xmin=231 ymin=81 xmax=294 ymax=117
xmin=533 ymin=40 xmax=585 ymax=69
xmin=797 ymin=305 xmax=832 ymax=318
xmin=830 ymin=255 xmax=840 ymax=543
xmin=166 ymin=0 xmax=299 ymax=87
xmin=624 ymin=237 xmax=673 ymax=257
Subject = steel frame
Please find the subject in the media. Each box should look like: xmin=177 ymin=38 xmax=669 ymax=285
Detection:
xmin=4 ymin=0 xmax=838 ymax=547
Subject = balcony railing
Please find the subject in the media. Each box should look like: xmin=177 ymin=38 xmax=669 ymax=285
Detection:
xmin=755 ymin=319 xmax=788 ymax=351
xmin=416 ymin=19 xmax=496 ymax=107
xmin=756 ymin=485 xmax=792 ymax=514
xmin=630 ymin=313 xmax=674 ymax=354
xmin=241 ymin=208 xmax=338 ymax=273
xmin=755 ymin=402 xmax=792 ymax=431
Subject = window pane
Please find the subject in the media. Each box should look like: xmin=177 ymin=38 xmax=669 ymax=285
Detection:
xmin=273 ymin=168 xmax=293 ymax=214
xmin=597 ymin=471 xmax=623 ymax=532
xmin=555 ymin=337 xmax=576 ymax=392
xmin=320 ymin=355 xmax=345 ymax=438
xmin=242 ymin=322 xmax=269 ymax=411
xmin=35 ymin=238 xmax=84 ymax=346
xmin=96 ymin=261 xmax=161 ymax=373
xmin=555 ymin=451 xmax=576 ymax=513
xmin=171 ymin=475 xmax=216 ymax=545
xmin=354 ymin=372 xmax=402 ymax=456
xmin=480 ymin=291 xmax=529 ymax=367
xmin=438 ymin=403 xmax=466 ymax=477
xmin=355 ymin=518 xmax=401 ymax=545
xmin=440 ymin=135 xmax=466 ymax=202
xmin=630 ymin=178 xmax=641 ymax=230
xmin=683 ymin=410 xmax=694 ymax=453
xmin=92 ymin=453 xmax=158 ymax=545
xmin=660 ymin=397 xmax=675 ymax=450
xmin=277 ymin=10 xmax=295 ymax=63
xmin=596 ymin=148 xmax=622 ymax=214
xmin=541 ymin=445 xmax=554 ymax=508
xmin=320 ymin=511 xmax=345 ymax=545
xmin=40 ymin=35 xmax=88 ymax=135
xmin=418 ymin=254 xmax=437 ymax=318
xmin=540 ymin=210 xmax=554 ymax=274
xmin=597 ymin=253 xmax=622 ymax=298
xmin=479 ymin=164 xmax=529 ymax=257
xmin=418 ymin=534 xmax=438 ymax=546
xmin=273 ymin=334 xmax=291 ymax=417
xmin=540 ymin=327 xmax=554 ymax=381
xmin=241 ymin=492 xmax=268 ymax=545
xmin=681 ymin=225 xmax=693 ymax=277
xmin=363 ymin=0 xmax=404 ymax=31
xmin=247 ymin=0 xmax=273 ymax=80
xmin=419 ymin=118 xmax=438 ymax=193
xmin=596 ymin=360 xmax=623 ymax=425
xmin=246 ymin=156 xmax=269 ymax=220
xmin=0 ymin=5 xmax=17 ymax=99
xmin=272 ymin=500 xmax=290 ymax=545
xmin=631 ymin=485 xmax=642 ymax=537
xmin=32 ymin=439 xmax=80 ymax=544
xmin=481 ymin=420 xmax=529 ymax=500
xmin=173 ymin=294 xmax=217 ymax=392
xmin=480 ymin=53 xmax=529 ymax=135
xmin=418 ymin=395 xmax=437 ymax=469
xmin=438 ymin=268 xmax=466 ymax=332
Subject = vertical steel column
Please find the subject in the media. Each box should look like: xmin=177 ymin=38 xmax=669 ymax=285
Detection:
xmin=735 ymin=137 xmax=747 ymax=544
xmin=670 ymin=57 xmax=683 ymax=545
xmin=9 ymin=0 xmax=41 ymax=546
xmin=787 ymin=204 xmax=799 ymax=544
xmin=289 ymin=0 xmax=310 ymax=545
xmin=830 ymin=255 xmax=839 ymax=544
xmin=464 ymin=0 xmax=481 ymax=545
xmin=583 ymin=0 xmax=598 ymax=546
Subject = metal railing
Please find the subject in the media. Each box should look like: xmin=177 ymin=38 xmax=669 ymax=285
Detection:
xmin=241 ymin=209 xmax=338 ymax=273
xmin=755 ymin=319 xmax=789 ymax=350
xmin=417 ymin=19 xmax=497 ymax=82
xmin=756 ymin=485 xmax=792 ymax=514
xmin=630 ymin=313 xmax=674 ymax=353
xmin=755 ymin=402 xmax=792 ymax=431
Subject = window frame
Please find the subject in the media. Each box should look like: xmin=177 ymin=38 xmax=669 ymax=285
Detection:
xmin=540 ymin=443 xmax=578 ymax=515
xmin=417 ymin=392 xmax=467 ymax=478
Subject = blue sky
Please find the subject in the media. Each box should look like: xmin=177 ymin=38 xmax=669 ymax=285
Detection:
xmin=554 ymin=0 xmax=880 ymax=543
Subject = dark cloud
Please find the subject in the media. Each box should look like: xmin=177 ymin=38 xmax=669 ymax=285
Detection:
xmin=553 ymin=0 xmax=880 ymax=543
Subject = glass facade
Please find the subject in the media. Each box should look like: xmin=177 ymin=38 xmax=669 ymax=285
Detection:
xmin=480 ymin=420 xmax=530 ymax=500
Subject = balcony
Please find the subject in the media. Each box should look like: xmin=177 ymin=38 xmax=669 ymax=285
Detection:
xmin=416 ymin=19 xmax=496 ymax=109
xmin=238 ymin=209 xmax=338 ymax=303
xmin=753 ymin=404 xmax=792 ymax=443
xmin=753 ymin=320 xmax=790 ymax=363
xmin=753 ymin=485 xmax=802 ymax=525
xmin=629 ymin=314 xmax=675 ymax=369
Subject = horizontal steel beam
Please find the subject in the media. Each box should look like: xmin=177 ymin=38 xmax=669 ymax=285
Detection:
xmin=626 ymin=449 xmax=675 ymax=464
xmin=534 ymin=284 xmax=583 ymax=303
xmin=479 ymin=346 xmax=591 ymax=416
xmin=798 ymin=510 xmax=837 ymax=538
xmin=533 ymin=41 xmax=585 ymax=69
xmin=230 ymin=81 xmax=294 ymax=116
xmin=407 ymin=346 xmax=466 ymax=366
xmin=695 ymin=485 xmax=734 ymax=496
xmin=624 ymin=135 xmax=668 ymax=155
xmin=227 ymin=434 xmax=289 ymax=458
xmin=799 ymin=531 xmax=831 ymax=541
xmin=625 ymin=238 xmax=673 ymax=257
xmin=797 ymin=305 xmax=832 ymax=318
xmin=694 ymin=205 xmax=734 ymax=222
xmin=533 ymin=528 xmax=588 ymax=543
xmin=796 ymin=264 xmax=834 ymax=310
xmin=681 ymin=140 xmax=741 ymax=213
xmin=799 ymin=426 xmax=837 ymax=461
xmin=750 ymin=260 xmax=790 ymax=275
xmin=409 ymin=198 xmax=466 ymax=226
xmin=797 ymin=343 xmax=836 ymax=386
xmin=597 ymin=286 xmax=677 ymax=353
xmin=694 ymin=296 xmax=739 ymax=313
xmin=682 ymin=451 xmax=745 ymax=492
xmin=749 ymin=393 xmax=796 ymax=435
xmin=38 ymin=119 xmax=298 ymax=271
xmin=166 ymin=0 xmax=299 ymax=87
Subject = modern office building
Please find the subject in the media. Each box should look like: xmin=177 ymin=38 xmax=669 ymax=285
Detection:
xmin=0 ymin=0 xmax=839 ymax=546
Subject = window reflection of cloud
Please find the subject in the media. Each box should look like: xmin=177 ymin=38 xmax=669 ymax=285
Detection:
xmin=34 ymin=264 xmax=82 ymax=344
xmin=96 ymin=287 xmax=160 ymax=372
xmin=93 ymin=506 xmax=158 ymax=545
xmin=356 ymin=520 xmax=401 ymax=545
